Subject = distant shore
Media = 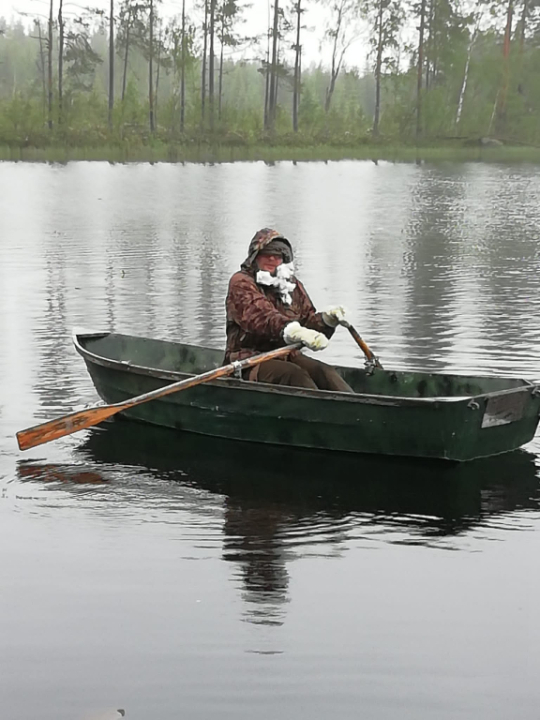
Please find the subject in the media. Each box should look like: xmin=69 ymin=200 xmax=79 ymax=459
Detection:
xmin=2 ymin=142 xmax=540 ymax=164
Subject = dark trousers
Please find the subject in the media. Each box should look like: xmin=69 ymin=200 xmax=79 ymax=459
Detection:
xmin=252 ymin=353 xmax=354 ymax=393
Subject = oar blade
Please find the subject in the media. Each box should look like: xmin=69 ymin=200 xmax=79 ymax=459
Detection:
xmin=16 ymin=404 xmax=120 ymax=451
xmin=16 ymin=342 xmax=302 ymax=451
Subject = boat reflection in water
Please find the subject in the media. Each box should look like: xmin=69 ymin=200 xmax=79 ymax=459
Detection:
xmin=17 ymin=463 xmax=108 ymax=485
xmin=19 ymin=420 xmax=540 ymax=625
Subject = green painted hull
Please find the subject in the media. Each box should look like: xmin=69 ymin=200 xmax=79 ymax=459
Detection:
xmin=74 ymin=332 xmax=540 ymax=462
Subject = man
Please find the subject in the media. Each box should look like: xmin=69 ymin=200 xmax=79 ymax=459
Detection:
xmin=225 ymin=228 xmax=353 ymax=392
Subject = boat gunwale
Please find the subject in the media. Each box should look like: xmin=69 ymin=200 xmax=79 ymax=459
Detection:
xmin=72 ymin=330 xmax=537 ymax=409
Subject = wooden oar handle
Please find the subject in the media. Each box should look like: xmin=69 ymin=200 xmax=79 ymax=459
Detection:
xmin=16 ymin=342 xmax=303 ymax=451
xmin=340 ymin=322 xmax=383 ymax=369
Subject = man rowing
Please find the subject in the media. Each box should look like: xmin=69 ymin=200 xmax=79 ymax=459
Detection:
xmin=225 ymin=228 xmax=353 ymax=392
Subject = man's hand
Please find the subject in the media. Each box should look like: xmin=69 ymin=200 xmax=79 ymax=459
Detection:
xmin=322 ymin=305 xmax=347 ymax=328
xmin=283 ymin=321 xmax=329 ymax=351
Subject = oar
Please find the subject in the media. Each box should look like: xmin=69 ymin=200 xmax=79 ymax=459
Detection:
xmin=340 ymin=321 xmax=383 ymax=369
xmin=16 ymin=343 xmax=302 ymax=451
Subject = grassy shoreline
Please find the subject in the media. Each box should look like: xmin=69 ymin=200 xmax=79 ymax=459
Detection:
xmin=2 ymin=143 xmax=540 ymax=164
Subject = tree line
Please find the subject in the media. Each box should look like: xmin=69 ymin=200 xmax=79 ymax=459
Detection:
xmin=1 ymin=0 xmax=540 ymax=150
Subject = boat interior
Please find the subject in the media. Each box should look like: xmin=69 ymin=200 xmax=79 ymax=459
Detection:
xmin=77 ymin=332 xmax=529 ymax=400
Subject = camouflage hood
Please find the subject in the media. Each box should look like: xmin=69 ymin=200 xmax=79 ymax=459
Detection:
xmin=241 ymin=228 xmax=294 ymax=271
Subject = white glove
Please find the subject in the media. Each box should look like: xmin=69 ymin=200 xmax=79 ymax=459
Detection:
xmin=322 ymin=305 xmax=347 ymax=328
xmin=283 ymin=321 xmax=329 ymax=351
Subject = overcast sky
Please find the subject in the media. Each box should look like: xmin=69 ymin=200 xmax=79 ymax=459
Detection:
xmin=5 ymin=0 xmax=372 ymax=70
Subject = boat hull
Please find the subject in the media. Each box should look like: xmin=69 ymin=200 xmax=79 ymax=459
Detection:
xmin=74 ymin=332 xmax=540 ymax=462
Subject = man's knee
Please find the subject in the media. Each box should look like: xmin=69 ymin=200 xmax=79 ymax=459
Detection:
xmin=291 ymin=355 xmax=353 ymax=393
xmin=284 ymin=364 xmax=318 ymax=388
xmin=257 ymin=359 xmax=317 ymax=389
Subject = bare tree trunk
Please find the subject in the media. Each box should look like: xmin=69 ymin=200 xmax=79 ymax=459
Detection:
xmin=268 ymin=0 xmax=279 ymax=131
xmin=264 ymin=35 xmax=270 ymax=128
xmin=149 ymin=0 xmax=155 ymax=132
xmin=155 ymin=25 xmax=162 ymax=128
xmin=201 ymin=3 xmax=208 ymax=123
xmin=497 ymin=0 xmax=514 ymax=126
xmin=121 ymin=15 xmax=131 ymax=102
xmin=58 ymin=0 xmax=64 ymax=124
xmin=519 ymin=0 xmax=529 ymax=52
xmin=108 ymin=0 xmax=114 ymax=129
xmin=181 ymin=0 xmax=186 ymax=132
xmin=325 ymin=75 xmax=336 ymax=114
xmin=416 ymin=0 xmax=427 ymax=141
xmin=488 ymin=89 xmax=500 ymax=135
xmin=503 ymin=0 xmax=513 ymax=58
xmin=292 ymin=0 xmax=302 ymax=133
xmin=299 ymin=50 xmax=302 ymax=110
xmin=209 ymin=0 xmax=216 ymax=129
xmin=372 ymin=0 xmax=383 ymax=136
xmin=172 ymin=32 xmax=179 ymax=132
xmin=425 ymin=0 xmax=434 ymax=89
xmin=218 ymin=21 xmax=224 ymax=120
xmin=48 ymin=0 xmax=53 ymax=129
xmin=456 ymin=30 xmax=476 ymax=126
xmin=324 ymin=1 xmax=344 ymax=114
xmin=36 ymin=21 xmax=47 ymax=120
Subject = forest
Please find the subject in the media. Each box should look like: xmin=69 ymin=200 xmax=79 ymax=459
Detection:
xmin=1 ymin=0 xmax=540 ymax=160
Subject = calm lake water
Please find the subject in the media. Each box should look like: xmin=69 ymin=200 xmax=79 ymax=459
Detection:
xmin=2 ymin=160 xmax=540 ymax=720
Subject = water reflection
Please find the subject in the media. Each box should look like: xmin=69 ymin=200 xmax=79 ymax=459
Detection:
xmin=18 ymin=462 xmax=107 ymax=485
xmin=32 ymin=255 xmax=80 ymax=416
xmin=399 ymin=165 xmax=540 ymax=376
xmin=224 ymin=499 xmax=291 ymax=626
xmin=401 ymin=169 xmax=466 ymax=371
xmin=30 ymin=419 xmax=535 ymax=623
xmin=5 ymin=161 xmax=540 ymax=716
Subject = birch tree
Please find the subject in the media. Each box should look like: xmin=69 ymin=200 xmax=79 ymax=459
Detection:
xmin=201 ymin=0 xmax=208 ymax=122
xmin=362 ymin=0 xmax=403 ymax=136
xmin=58 ymin=0 xmax=64 ymax=124
xmin=267 ymin=0 xmax=280 ymax=130
xmin=291 ymin=0 xmax=305 ymax=132
xmin=217 ymin=0 xmax=248 ymax=121
xmin=149 ymin=0 xmax=155 ymax=131
xmin=208 ymin=0 xmax=216 ymax=128
xmin=108 ymin=0 xmax=114 ymax=128
xmin=317 ymin=0 xmax=359 ymax=113
xmin=48 ymin=0 xmax=54 ymax=128
xmin=415 ymin=0 xmax=428 ymax=139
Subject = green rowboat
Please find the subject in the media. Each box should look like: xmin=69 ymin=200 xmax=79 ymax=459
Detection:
xmin=74 ymin=331 xmax=540 ymax=462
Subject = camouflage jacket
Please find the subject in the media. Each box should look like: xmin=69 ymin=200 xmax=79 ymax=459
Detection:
xmin=224 ymin=229 xmax=334 ymax=362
